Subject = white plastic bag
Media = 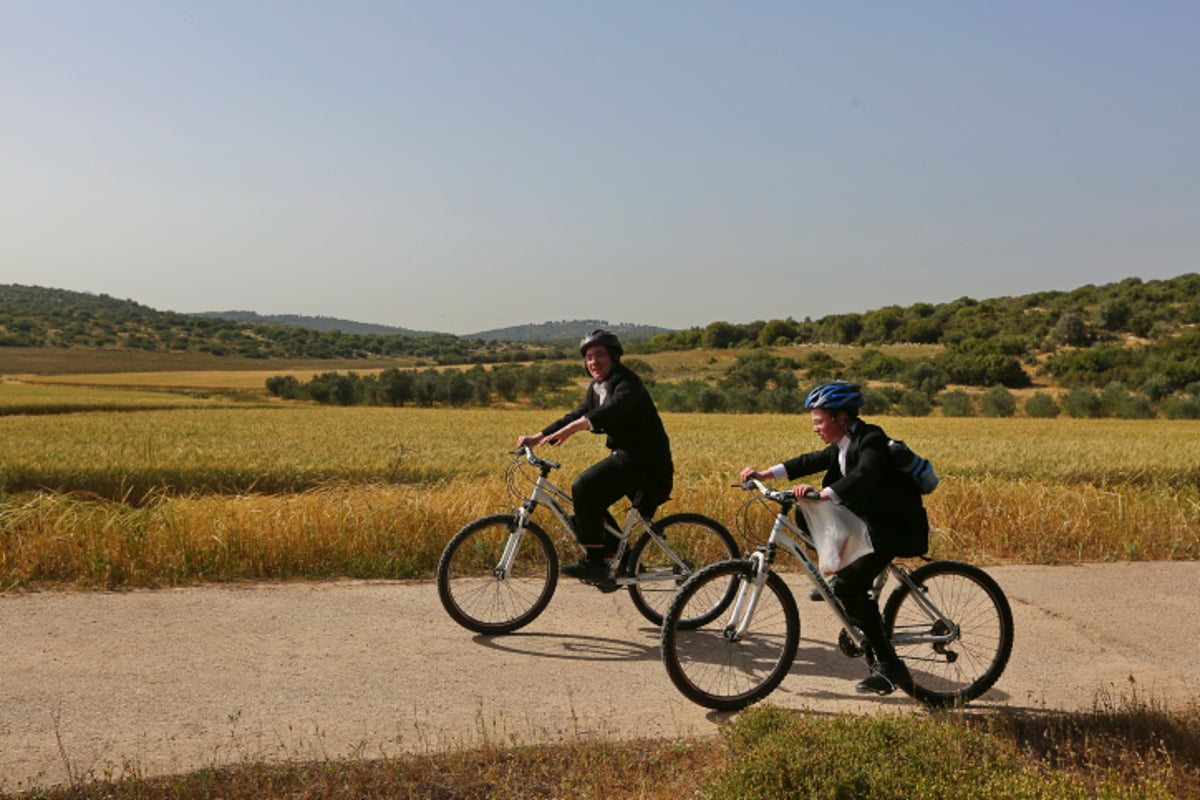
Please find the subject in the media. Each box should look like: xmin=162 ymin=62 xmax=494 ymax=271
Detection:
xmin=798 ymin=501 xmax=874 ymax=575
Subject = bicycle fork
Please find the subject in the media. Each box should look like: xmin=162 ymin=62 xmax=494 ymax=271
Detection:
xmin=494 ymin=505 xmax=537 ymax=580
xmin=722 ymin=550 xmax=772 ymax=640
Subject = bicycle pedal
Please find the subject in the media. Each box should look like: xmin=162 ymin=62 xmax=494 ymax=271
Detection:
xmin=584 ymin=577 xmax=620 ymax=593
xmin=837 ymin=628 xmax=864 ymax=658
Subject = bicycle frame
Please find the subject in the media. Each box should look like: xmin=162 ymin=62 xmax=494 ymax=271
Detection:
xmin=502 ymin=448 xmax=691 ymax=588
xmin=731 ymin=480 xmax=959 ymax=652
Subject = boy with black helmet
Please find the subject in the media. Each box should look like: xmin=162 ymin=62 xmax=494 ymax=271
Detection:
xmin=517 ymin=329 xmax=674 ymax=583
xmin=740 ymin=381 xmax=929 ymax=695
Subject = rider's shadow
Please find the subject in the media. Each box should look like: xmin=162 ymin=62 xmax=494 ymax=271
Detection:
xmin=471 ymin=631 xmax=659 ymax=663
xmin=791 ymin=637 xmax=865 ymax=681
xmin=777 ymin=638 xmax=911 ymax=705
xmin=785 ymin=637 xmax=1014 ymax=705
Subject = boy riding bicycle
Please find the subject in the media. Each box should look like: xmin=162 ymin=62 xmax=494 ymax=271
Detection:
xmin=740 ymin=381 xmax=929 ymax=695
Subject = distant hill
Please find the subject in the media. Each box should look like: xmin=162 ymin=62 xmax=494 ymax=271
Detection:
xmin=194 ymin=310 xmax=435 ymax=337
xmin=464 ymin=320 xmax=673 ymax=345
xmin=194 ymin=311 xmax=671 ymax=345
xmin=0 ymin=285 xmax=673 ymax=363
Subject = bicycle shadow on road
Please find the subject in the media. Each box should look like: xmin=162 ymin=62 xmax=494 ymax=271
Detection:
xmin=737 ymin=638 xmax=909 ymax=709
xmin=470 ymin=631 xmax=659 ymax=663
xmin=782 ymin=637 xmax=1014 ymax=707
xmin=791 ymin=636 xmax=872 ymax=680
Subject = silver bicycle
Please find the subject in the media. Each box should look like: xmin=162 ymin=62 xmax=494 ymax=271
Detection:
xmin=660 ymin=479 xmax=1014 ymax=710
xmin=437 ymin=447 xmax=740 ymax=635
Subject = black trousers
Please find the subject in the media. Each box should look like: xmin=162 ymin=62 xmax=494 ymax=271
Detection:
xmin=830 ymin=550 xmax=902 ymax=666
xmin=571 ymin=451 xmax=643 ymax=553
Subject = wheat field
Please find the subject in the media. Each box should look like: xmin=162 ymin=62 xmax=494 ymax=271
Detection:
xmin=2 ymin=405 xmax=1198 ymax=588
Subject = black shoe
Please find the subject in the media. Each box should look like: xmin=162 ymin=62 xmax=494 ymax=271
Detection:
xmin=561 ymin=558 xmax=610 ymax=581
xmin=809 ymin=589 xmax=825 ymax=602
xmin=855 ymin=661 xmax=912 ymax=696
xmin=603 ymin=533 xmax=622 ymax=559
xmin=592 ymin=577 xmax=620 ymax=593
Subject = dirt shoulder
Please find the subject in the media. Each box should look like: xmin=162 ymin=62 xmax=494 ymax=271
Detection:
xmin=3 ymin=562 xmax=1198 ymax=791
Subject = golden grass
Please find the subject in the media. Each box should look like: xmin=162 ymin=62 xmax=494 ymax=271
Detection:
xmin=1 ymin=408 xmax=1198 ymax=589
xmin=0 ymin=345 xmax=418 ymax=376
xmin=0 ymin=380 xmax=248 ymax=413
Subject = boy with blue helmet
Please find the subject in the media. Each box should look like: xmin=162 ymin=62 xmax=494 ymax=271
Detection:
xmin=741 ymin=381 xmax=929 ymax=695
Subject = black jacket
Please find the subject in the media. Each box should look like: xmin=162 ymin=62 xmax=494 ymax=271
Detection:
xmin=780 ymin=420 xmax=928 ymax=557
xmin=542 ymin=363 xmax=674 ymax=504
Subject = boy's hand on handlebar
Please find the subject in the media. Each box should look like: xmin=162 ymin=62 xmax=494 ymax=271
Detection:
xmin=516 ymin=433 xmax=544 ymax=449
xmin=542 ymin=417 xmax=590 ymax=446
xmin=793 ymin=484 xmax=824 ymax=501
xmin=739 ymin=466 xmax=764 ymax=483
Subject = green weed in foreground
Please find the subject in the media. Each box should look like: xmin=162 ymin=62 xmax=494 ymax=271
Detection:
xmin=709 ymin=705 xmax=1178 ymax=800
xmin=6 ymin=701 xmax=1197 ymax=799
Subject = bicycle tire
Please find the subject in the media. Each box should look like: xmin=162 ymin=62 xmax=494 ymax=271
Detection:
xmin=661 ymin=560 xmax=800 ymax=712
xmin=626 ymin=513 xmax=740 ymax=628
xmin=883 ymin=560 xmax=1014 ymax=707
xmin=436 ymin=514 xmax=558 ymax=635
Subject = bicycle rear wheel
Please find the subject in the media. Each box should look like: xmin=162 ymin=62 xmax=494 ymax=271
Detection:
xmin=626 ymin=513 xmax=739 ymax=627
xmin=436 ymin=514 xmax=558 ymax=635
xmin=661 ymin=560 xmax=800 ymax=712
xmin=883 ymin=560 xmax=1013 ymax=707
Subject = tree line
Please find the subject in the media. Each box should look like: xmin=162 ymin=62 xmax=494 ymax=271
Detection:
xmin=267 ymin=350 xmax=1200 ymax=419
xmin=266 ymin=363 xmax=584 ymax=409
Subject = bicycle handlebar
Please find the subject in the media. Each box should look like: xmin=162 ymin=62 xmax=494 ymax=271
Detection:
xmin=512 ymin=446 xmax=560 ymax=471
xmin=735 ymin=478 xmax=821 ymax=506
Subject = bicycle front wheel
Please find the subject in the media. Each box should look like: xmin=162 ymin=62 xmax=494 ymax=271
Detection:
xmin=436 ymin=514 xmax=558 ymax=635
xmin=661 ymin=560 xmax=800 ymax=712
xmin=883 ymin=560 xmax=1014 ymax=707
xmin=626 ymin=513 xmax=740 ymax=627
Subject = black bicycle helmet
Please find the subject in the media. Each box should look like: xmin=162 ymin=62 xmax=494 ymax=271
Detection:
xmin=578 ymin=328 xmax=623 ymax=359
xmin=805 ymin=381 xmax=864 ymax=412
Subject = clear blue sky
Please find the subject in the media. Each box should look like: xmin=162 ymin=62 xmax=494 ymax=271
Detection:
xmin=4 ymin=2 xmax=1197 ymax=335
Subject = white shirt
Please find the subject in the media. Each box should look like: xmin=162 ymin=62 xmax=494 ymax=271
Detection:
xmin=836 ymin=436 xmax=850 ymax=475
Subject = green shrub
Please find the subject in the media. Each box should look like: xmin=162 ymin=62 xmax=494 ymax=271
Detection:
xmin=1163 ymin=394 xmax=1200 ymax=420
xmin=897 ymin=389 xmax=933 ymax=417
xmin=939 ymin=389 xmax=973 ymax=417
xmin=981 ymin=385 xmax=1016 ymax=417
xmin=1063 ymin=385 xmax=1104 ymax=418
xmin=861 ymin=388 xmax=893 ymax=415
xmin=1025 ymin=392 xmax=1061 ymax=418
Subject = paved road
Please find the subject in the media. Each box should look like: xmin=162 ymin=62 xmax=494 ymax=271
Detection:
xmin=2 ymin=562 xmax=1198 ymax=791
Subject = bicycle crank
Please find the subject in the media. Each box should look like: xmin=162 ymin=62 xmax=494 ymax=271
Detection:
xmin=837 ymin=628 xmax=864 ymax=658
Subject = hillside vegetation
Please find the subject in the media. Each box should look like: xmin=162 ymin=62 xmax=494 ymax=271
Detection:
xmin=4 ymin=275 xmax=1200 ymax=419
xmin=4 ymin=273 xmax=1199 ymax=366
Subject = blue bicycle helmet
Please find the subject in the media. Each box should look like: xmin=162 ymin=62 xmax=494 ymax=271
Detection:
xmin=805 ymin=381 xmax=864 ymax=412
